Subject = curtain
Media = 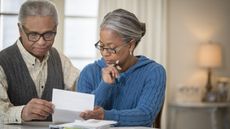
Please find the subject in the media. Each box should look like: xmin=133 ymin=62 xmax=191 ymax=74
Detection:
xmin=97 ymin=0 xmax=167 ymax=66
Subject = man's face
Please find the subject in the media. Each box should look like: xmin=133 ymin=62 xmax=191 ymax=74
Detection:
xmin=19 ymin=16 xmax=57 ymax=61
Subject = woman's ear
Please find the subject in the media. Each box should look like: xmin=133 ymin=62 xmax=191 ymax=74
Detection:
xmin=129 ymin=39 xmax=136 ymax=55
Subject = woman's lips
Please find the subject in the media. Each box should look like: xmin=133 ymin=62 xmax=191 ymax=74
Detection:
xmin=105 ymin=60 xmax=115 ymax=65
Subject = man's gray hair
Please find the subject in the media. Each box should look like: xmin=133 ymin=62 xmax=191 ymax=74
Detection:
xmin=18 ymin=0 xmax=58 ymax=25
xmin=100 ymin=9 xmax=146 ymax=46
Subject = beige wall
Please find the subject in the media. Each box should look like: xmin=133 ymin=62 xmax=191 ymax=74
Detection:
xmin=51 ymin=0 xmax=64 ymax=52
xmin=167 ymin=0 xmax=230 ymax=101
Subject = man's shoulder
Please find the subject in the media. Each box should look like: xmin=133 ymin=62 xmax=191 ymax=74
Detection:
xmin=0 ymin=44 xmax=15 ymax=53
xmin=0 ymin=44 xmax=18 ymax=60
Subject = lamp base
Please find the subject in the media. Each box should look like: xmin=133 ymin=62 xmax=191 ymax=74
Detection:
xmin=202 ymin=68 xmax=216 ymax=102
xmin=202 ymin=90 xmax=218 ymax=102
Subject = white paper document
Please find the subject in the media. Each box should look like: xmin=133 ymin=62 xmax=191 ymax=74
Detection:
xmin=49 ymin=119 xmax=117 ymax=129
xmin=52 ymin=89 xmax=95 ymax=123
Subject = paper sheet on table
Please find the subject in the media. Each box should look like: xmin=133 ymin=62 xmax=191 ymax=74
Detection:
xmin=49 ymin=119 xmax=117 ymax=129
xmin=52 ymin=89 xmax=95 ymax=123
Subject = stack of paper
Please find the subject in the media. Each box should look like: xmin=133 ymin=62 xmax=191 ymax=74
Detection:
xmin=52 ymin=89 xmax=95 ymax=123
xmin=49 ymin=119 xmax=117 ymax=129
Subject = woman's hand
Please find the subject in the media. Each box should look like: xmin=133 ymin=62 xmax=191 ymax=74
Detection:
xmin=102 ymin=60 xmax=122 ymax=84
xmin=102 ymin=65 xmax=119 ymax=84
xmin=80 ymin=106 xmax=104 ymax=120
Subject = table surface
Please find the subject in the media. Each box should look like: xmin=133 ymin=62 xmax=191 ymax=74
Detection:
xmin=0 ymin=122 xmax=155 ymax=129
xmin=167 ymin=102 xmax=230 ymax=129
xmin=169 ymin=102 xmax=230 ymax=108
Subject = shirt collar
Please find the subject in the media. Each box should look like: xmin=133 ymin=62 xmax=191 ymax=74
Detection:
xmin=16 ymin=39 xmax=50 ymax=65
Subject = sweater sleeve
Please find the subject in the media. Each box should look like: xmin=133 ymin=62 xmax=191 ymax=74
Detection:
xmin=76 ymin=64 xmax=97 ymax=93
xmin=104 ymin=65 xmax=166 ymax=127
xmin=91 ymin=81 xmax=114 ymax=106
xmin=76 ymin=64 xmax=114 ymax=106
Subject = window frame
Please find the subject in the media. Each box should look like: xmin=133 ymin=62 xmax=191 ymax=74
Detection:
xmin=0 ymin=11 xmax=19 ymax=50
xmin=63 ymin=0 xmax=99 ymax=69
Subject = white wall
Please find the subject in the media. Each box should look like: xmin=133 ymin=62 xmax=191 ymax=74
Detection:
xmin=167 ymin=0 xmax=230 ymax=101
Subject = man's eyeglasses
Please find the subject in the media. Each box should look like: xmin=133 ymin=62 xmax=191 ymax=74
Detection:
xmin=94 ymin=41 xmax=130 ymax=54
xmin=20 ymin=25 xmax=56 ymax=42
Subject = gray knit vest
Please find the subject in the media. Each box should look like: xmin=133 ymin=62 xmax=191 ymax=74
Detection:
xmin=0 ymin=43 xmax=64 ymax=121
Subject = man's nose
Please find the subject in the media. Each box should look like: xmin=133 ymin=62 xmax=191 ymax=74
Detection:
xmin=36 ymin=36 xmax=46 ymax=45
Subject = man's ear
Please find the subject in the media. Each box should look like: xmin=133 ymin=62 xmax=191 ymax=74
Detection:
xmin=17 ymin=23 xmax=22 ymax=31
xmin=17 ymin=23 xmax=23 ymax=36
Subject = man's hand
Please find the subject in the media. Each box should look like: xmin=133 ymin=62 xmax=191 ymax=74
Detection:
xmin=21 ymin=98 xmax=54 ymax=121
xmin=80 ymin=106 xmax=104 ymax=120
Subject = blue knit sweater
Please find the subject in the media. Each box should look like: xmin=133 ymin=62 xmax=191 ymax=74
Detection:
xmin=76 ymin=56 xmax=166 ymax=127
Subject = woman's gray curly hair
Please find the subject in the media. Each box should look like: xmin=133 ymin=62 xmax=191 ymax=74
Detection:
xmin=100 ymin=9 xmax=146 ymax=47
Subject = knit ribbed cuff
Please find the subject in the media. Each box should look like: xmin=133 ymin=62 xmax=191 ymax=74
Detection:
xmin=104 ymin=110 xmax=119 ymax=121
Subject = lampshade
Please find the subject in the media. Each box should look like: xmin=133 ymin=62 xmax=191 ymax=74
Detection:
xmin=198 ymin=42 xmax=222 ymax=68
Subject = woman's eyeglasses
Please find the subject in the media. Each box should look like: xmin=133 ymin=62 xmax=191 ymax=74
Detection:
xmin=94 ymin=41 xmax=130 ymax=54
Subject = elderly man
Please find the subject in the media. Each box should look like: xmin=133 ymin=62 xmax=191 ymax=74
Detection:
xmin=0 ymin=0 xmax=79 ymax=124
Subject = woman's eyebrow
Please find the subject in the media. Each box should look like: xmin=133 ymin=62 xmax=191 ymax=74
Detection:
xmin=99 ymin=40 xmax=114 ymax=46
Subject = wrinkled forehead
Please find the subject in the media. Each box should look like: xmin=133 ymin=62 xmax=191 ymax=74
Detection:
xmin=21 ymin=16 xmax=57 ymax=32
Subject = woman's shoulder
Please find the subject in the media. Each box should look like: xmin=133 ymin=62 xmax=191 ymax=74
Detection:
xmin=137 ymin=56 xmax=165 ymax=71
xmin=81 ymin=59 xmax=104 ymax=73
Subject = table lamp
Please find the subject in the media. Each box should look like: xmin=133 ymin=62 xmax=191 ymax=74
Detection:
xmin=198 ymin=41 xmax=222 ymax=101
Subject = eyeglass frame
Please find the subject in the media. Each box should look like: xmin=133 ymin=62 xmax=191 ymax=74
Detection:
xmin=94 ymin=40 xmax=131 ymax=54
xmin=19 ymin=24 xmax=57 ymax=42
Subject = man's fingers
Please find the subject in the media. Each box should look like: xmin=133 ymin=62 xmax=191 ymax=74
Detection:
xmin=34 ymin=99 xmax=54 ymax=113
xmin=31 ymin=113 xmax=47 ymax=120
xmin=32 ymin=107 xmax=50 ymax=117
xmin=22 ymin=98 xmax=54 ymax=121
xmin=35 ymin=100 xmax=54 ymax=109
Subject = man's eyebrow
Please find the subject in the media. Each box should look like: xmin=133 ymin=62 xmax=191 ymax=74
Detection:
xmin=23 ymin=25 xmax=57 ymax=33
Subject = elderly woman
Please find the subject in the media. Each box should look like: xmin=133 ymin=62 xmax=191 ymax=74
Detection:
xmin=76 ymin=9 xmax=166 ymax=127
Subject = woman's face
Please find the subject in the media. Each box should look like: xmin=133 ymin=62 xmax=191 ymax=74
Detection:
xmin=99 ymin=28 xmax=134 ymax=67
